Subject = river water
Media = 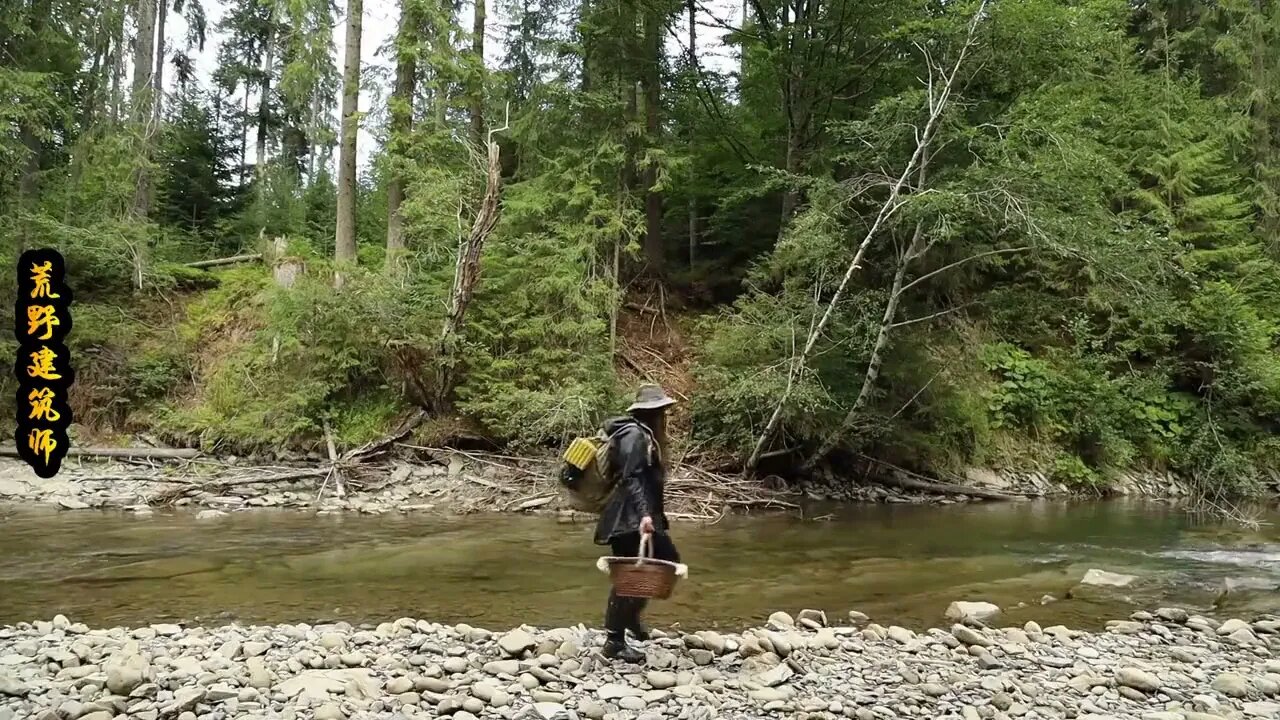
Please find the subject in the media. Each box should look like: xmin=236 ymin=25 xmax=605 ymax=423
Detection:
xmin=0 ymin=500 xmax=1276 ymax=631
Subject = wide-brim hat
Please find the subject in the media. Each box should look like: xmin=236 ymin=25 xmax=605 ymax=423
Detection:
xmin=627 ymin=384 xmax=677 ymax=412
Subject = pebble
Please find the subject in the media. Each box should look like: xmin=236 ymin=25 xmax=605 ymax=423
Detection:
xmin=0 ymin=607 xmax=1268 ymax=720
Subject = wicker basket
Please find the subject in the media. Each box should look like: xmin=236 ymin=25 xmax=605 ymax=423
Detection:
xmin=604 ymin=534 xmax=680 ymax=600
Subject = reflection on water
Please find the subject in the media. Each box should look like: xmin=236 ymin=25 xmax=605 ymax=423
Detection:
xmin=0 ymin=499 xmax=1276 ymax=631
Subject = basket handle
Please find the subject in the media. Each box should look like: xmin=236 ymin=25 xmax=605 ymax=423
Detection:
xmin=636 ymin=531 xmax=653 ymax=566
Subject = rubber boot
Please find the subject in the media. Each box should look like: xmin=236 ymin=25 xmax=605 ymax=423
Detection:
xmin=627 ymin=597 xmax=650 ymax=641
xmin=603 ymin=592 xmax=645 ymax=662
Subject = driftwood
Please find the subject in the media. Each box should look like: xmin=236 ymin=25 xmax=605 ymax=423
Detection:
xmin=0 ymin=446 xmax=201 ymax=460
xmin=859 ymin=456 xmax=1017 ymax=501
xmin=185 ymin=253 xmax=263 ymax=269
xmin=877 ymin=472 xmax=1016 ymax=501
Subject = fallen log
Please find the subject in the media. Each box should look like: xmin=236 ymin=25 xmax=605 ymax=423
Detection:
xmin=0 ymin=446 xmax=201 ymax=460
xmin=185 ymin=253 xmax=263 ymax=269
xmin=876 ymin=471 xmax=1016 ymax=501
xmin=861 ymin=460 xmax=1017 ymax=501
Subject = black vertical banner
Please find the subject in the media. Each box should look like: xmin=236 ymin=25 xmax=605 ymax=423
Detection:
xmin=14 ymin=249 xmax=74 ymax=478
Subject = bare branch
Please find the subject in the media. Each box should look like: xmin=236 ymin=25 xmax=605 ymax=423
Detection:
xmin=896 ymin=246 xmax=1031 ymax=297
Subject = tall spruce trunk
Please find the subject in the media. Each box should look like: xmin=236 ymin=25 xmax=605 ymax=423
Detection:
xmin=240 ymin=86 xmax=251 ymax=187
xmin=385 ymin=1 xmax=418 ymax=271
xmin=256 ymin=19 xmax=276 ymax=183
xmin=642 ymin=8 xmax=662 ymax=279
xmin=470 ymin=0 xmax=486 ymax=144
xmin=334 ymin=0 xmax=364 ymax=285
xmin=152 ymin=0 xmax=166 ymax=123
xmin=130 ymin=0 xmax=158 ymax=221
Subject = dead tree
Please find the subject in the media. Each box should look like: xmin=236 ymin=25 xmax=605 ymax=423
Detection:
xmin=745 ymin=0 xmax=991 ymax=474
xmin=434 ymin=105 xmax=510 ymax=409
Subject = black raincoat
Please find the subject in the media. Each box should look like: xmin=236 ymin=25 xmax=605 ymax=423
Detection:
xmin=593 ymin=416 xmax=668 ymax=545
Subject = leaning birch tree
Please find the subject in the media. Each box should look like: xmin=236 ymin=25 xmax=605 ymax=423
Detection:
xmin=745 ymin=0 xmax=991 ymax=473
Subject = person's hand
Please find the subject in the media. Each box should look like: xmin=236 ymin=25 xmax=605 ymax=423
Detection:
xmin=639 ymin=515 xmax=655 ymax=535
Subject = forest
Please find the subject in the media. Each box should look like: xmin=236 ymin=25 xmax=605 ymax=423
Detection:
xmin=1 ymin=0 xmax=1278 ymax=498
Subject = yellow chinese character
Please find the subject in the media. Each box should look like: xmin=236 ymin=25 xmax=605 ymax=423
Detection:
xmin=27 ymin=387 xmax=60 ymax=422
xmin=29 ymin=261 xmax=60 ymax=299
xmin=26 ymin=305 xmax=60 ymax=340
xmin=27 ymin=428 xmax=57 ymax=464
xmin=26 ymin=346 xmax=61 ymax=380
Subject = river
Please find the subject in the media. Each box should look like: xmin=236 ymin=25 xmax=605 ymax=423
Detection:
xmin=0 ymin=499 xmax=1276 ymax=631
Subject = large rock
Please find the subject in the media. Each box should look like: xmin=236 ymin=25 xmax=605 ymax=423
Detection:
xmin=1079 ymin=569 xmax=1137 ymax=588
xmin=498 ymin=629 xmax=538 ymax=657
xmin=105 ymin=651 xmax=148 ymax=695
xmin=0 ymin=676 xmax=29 ymax=697
xmin=1211 ymin=673 xmax=1251 ymax=699
xmin=1117 ymin=668 xmax=1161 ymax=693
xmin=278 ymin=669 xmax=379 ymax=702
xmin=598 ymin=683 xmax=644 ymax=700
xmin=951 ymin=625 xmax=992 ymax=648
xmin=945 ymin=601 xmax=1002 ymax=625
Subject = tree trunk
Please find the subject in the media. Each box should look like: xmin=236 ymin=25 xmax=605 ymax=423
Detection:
xmin=470 ymin=0 xmax=486 ymax=144
xmin=385 ymin=0 xmax=418 ymax=272
xmin=334 ymin=0 xmax=363 ymax=286
xmin=256 ymin=20 xmax=276 ymax=182
xmin=642 ymin=8 xmax=663 ymax=279
xmin=745 ymin=0 xmax=990 ymax=473
xmin=153 ymin=0 xmax=167 ymax=123
xmin=805 ymin=224 xmax=921 ymax=468
xmin=686 ymin=0 xmax=697 ymax=269
xmin=111 ymin=14 xmax=125 ymax=122
xmin=130 ymin=0 xmax=159 ymax=221
xmin=1252 ymin=0 xmax=1278 ymax=240
xmin=240 ymin=86 xmax=250 ymax=187
xmin=437 ymin=129 xmax=506 ymax=408
xmin=18 ymin=126 xmax=40 ymax=203
xmin=688 ymin=197 xmax=696 ymax=268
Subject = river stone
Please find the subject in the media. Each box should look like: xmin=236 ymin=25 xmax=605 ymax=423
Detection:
xmin=242 ymin=641 xmax=270 ymax=658
xmin=443 ymin=657 xmax=469 ymax=674
xmin=887 ymin=626 xmax=915 ymax=644
xmin=1244 ymin=701 xmax=1280 ymax=718
xmin=921 ymin=683 xmax=949 ymax=697
xmin=314 ymin=703 xmax=345 ymax=720
xmin=1117 ymin=668 xmax=1161 ymax=693
xmin=533 ymin=702 xmax=569 ymax=720
xmin=952 ymin=625 xmax=992 ymax=647
xmin=767 ymin=612 xmax=795 ymax=629
xmin=599 ymin=683 xmax=644 ymax=700
xmin=498 ymin=629 xmax=537 ymax=657
xmin=415 ymin=675 xmax=452 ymax=693
xmin=0 ymin=676 xmax=29 ymax=697
xmin=386 ymin=677 xmax=413 ymax=694
xmin=1218 ymin=617 xmax=1252 ymax=635
xmin=484 ymin=660 xmax=520 ymax=676
xmin=318 ymin=633 xmax=345 ymax=650
xmin=579 ymin=700 xmax=606 ymax=719
xmin=1211 ymin=673 xmax=1251 ymax=698
xmin=648 ymin=671 xmax=677 ymax=689
xmin=105 ymin=651 xmax=148 ymax=695
xmin=1156 ymin=608 xmax=1189 ymax=623
xmin=749 ymin=686 xmax=795 ymax=703
xmin=1079 ymin=569 xmax=1137 ymax=587
xmin=946 ymin=601 xmax=1001 ymax=625
xmin=798 ymin=609 xmax=827 ymax=627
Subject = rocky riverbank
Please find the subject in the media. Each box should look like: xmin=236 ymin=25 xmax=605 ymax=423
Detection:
xmin=0 ymin=450 xmax=1230 ymax=519
xmin=1 ymin=608 xmax=1278 ymax=720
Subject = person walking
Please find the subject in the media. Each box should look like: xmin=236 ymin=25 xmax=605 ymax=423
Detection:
xmin=597 ymin=384 xmax=681 ymax=662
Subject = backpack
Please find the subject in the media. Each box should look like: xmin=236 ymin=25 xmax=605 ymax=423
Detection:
xmin=558 ymin=419 xmax=655 ymax=513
